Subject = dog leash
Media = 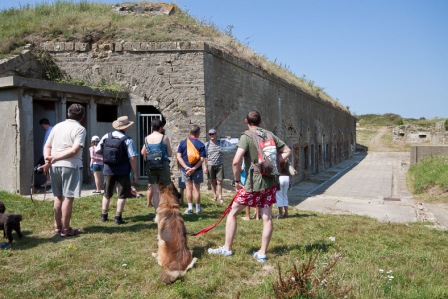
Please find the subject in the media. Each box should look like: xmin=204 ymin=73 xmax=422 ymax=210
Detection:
xmin=188 ymin=189 xmax=244 ymax=236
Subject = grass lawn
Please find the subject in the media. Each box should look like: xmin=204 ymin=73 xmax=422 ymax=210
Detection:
xmin=1 ymin=190 xmax=447 ymax=298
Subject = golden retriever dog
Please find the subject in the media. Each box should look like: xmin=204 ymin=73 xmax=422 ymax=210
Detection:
xmin=152 ymin=183 xmax=197 ymax=284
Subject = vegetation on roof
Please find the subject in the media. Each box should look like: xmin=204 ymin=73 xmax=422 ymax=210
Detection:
xmin=0 ymin=0 xmax=348 ymax=111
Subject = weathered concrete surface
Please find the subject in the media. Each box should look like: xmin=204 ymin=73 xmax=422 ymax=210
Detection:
xmin=289 ymin=152 xmax=448 ymax=229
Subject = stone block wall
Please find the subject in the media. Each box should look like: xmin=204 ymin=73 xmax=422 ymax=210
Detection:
xmin=36 ymin=40 xmax=355 ymax=186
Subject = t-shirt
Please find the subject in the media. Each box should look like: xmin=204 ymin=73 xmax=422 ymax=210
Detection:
xmin=206 ymin=141 xmax=223 ymax=166
xmin=46 ymin=119 xmax=86 ymax=168
xmin=177 ymin=137 xmax=206 ymax=170
xmin=238 ymin=127 xmax=286 ymax=192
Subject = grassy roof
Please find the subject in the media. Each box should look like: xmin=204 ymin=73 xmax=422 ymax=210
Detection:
xmin=0 ymin=0 xmax=348 ymax=111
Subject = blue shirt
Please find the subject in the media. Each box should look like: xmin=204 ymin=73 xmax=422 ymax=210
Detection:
xmin=177 ymin=137 xmax=206 ymax=170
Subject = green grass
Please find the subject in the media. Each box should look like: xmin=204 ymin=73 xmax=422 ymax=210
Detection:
xmin=1 ymin=190 xmax=447 ymax=298
xmin=408 ymin=156 xmax=448 ymax=203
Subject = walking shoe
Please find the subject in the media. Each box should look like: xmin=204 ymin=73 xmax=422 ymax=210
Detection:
xmin=208 ymin=246 xmax=233 ymax=256
xmin=195 ymin=208 xmax=202 ymax=215
xmin=184 ymin=208 xmax=193 ymax=215
xmin=114 ymin=215 xmax=126 ymax=225
xmin=253 ymin=251 xmax=267 ymax=262
xmin=101 ymin=213 xmax=108 ymax=222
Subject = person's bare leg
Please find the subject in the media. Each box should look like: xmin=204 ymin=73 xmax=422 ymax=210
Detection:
xmin=242 ymin=206 xmax=250 ymax=220
xmin=147 ymin=184 xmax=153 ymax=207
xmin=53 ymin=196 xmax=63 ymax=230
xmin=211 ymin=179 xmax=217 ymax=200
xmin=102 ymin=196 xmax=110 ymax=212
xmin=93 ymin=171 xmax=102 ymax=192
xmin=258 ymin=207 xmax=273 ymax=256
xmin=116 ymin=198 xmax=126 ymax=214
xmin=152 ymin=184 xmax=160 ymax=210
xmin=217 ymin=180 xmax=223 ymax=203
xmin=185 ymin=182 xmax=193 ymax=205
xmin=284 ymin=206 xmax=289 ymax=217
xmin=192 ymin=183 xmax=201 ymax=204
xmin=61 ymin=197 xmax=74 ymax=230
xmin=224 ymin=204 xmax=245 ymax=251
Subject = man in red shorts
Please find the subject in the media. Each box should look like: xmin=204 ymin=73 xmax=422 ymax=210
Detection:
xmin=208 ymin=110 xmax=291 ymax=262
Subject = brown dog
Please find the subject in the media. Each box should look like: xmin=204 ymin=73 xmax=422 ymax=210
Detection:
xmin=152 ymin=183 xmax=197 ymax=284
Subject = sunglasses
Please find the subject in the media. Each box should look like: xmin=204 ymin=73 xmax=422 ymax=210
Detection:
xmin=209 ymin=133 xmax=215 ymax=136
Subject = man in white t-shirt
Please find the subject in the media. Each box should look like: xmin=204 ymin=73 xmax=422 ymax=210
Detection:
xmin=41 ymin=104 xmax=86 ymax=238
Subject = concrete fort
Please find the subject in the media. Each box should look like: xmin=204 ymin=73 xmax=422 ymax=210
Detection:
xmin=0 ymin=41 xmax=355 ymax=195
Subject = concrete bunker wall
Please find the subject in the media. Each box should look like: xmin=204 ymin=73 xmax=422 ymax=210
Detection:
xmin=1 ymin=41 xmax=355 ymax=193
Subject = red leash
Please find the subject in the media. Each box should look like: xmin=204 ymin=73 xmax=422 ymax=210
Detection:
xmin=189 ymin=190 xmax=242 ymax=236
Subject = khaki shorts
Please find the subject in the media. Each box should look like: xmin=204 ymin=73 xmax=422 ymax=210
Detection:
xmin=50 ymin=166 xmax=82 ymax=198
xmin=208 ymin=164 xmax=224 ymax=181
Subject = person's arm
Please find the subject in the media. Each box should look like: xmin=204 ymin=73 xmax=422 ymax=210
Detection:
xmin=278 ymin=144 xmax=291 ymax=164
xmin=141 ymin=144 xmax=147 ymax=161
xmin=129 ymin=156 xmax=138 ymax=182
xmin=232 ymin=148 xmax=246 ymax=190
xmin=164 ymin=135 xmax=173 ymax=157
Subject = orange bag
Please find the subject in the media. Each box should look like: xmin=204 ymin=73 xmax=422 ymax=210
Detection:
xmin=186 ymin=138 xmax=200 ymax=165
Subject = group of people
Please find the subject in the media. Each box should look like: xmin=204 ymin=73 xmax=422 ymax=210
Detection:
xmin=39 ymin=106 xmax=292 ymax=262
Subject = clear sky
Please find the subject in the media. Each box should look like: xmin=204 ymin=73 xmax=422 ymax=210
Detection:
xmin=1 ymin=0 xmax=447 ymax=119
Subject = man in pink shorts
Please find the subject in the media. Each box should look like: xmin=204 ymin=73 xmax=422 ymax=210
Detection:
xmin=208 ymin=110 xmax=291 ymax=262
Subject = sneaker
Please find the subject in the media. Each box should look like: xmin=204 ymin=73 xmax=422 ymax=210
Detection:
xmin=253 ymin=251 xmax=267 ymax=262
xmin=208 ymin=246 xmax=233 ymax=256
xmin=195 ymin=208 xmax=202 ymax=215
xmin=92 ymin=191 xmax=101 ymax=194
xmin=184 ymin=208 xmax=193 ymax=215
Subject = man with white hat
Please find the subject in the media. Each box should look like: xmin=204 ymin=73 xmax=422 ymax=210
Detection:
xmin=95 ymin=116 xmax=139 ymax=225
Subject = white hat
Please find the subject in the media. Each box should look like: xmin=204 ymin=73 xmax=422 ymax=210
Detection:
xmin=91 ymin=135 xmax=100 ymax=142
xmin=112 ymin=116 xmax=134 ymax=130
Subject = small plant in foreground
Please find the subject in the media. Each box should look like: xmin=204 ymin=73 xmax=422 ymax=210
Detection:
xmin=273 ymin=252 xmax=351 ymax=299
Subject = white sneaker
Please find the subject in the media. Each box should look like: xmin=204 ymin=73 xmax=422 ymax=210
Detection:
xmin=196 ymin=208 xmax=202 ymax=215
xmin=208 ymin=246 xmax=233 ymax=256
xmin=184 ymin=208 xmax=193 ymax=215
xmin=253 ymin=251 xmax=267 ymax=262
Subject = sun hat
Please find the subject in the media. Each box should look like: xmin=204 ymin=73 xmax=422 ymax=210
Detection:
xmin=208 ymin=128 xmax=217 ymax=134
xmin=91 ymin=135 xmax=100 ymax=142
xmin=112 ymin=116 xmax=134 ymax=130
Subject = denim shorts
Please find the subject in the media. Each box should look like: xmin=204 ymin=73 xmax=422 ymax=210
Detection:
xmin=90 ymin=164 xmax=103 ymax=172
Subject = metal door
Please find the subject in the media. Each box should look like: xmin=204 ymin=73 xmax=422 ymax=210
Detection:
xmin=137 ymin=113 xmax=162 ymax=178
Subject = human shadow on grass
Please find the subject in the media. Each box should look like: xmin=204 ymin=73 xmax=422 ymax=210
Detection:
xmin=0 ymin=229 xmax=86 ymax=250
xmin=269 ymin=241 xmax=334 ymax=258
xmin=84 ymin=222 xmax=156 ymax=234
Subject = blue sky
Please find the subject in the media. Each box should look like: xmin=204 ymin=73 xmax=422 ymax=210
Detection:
xmin=1 ymin=0 xmax=447 ymax=119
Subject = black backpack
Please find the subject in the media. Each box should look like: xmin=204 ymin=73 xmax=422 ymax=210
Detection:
xmin=102 ymin=133 xmax=129 ymax=165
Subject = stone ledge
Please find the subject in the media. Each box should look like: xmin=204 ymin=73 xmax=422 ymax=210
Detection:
xmin=39 ymin=41 xmax=205 ymax=53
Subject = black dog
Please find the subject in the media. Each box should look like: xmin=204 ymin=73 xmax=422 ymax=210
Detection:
xmin=0 ymin=213 xmax=23 ymax=244
xmin=0 ymin=201 xmax=23 ymax=245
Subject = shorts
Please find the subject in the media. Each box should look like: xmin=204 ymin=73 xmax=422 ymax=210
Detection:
xmin=50 ymin=166 xmax=82 ymax=198
xmin=207 ymin=164 xmax=224 ymax=181
xmin=233 ymin=184 xmax=277 ymax=208
xmin=104 ymin=174 xmax=131 ymax=199
xmin=146 ymin=161 xmax=172 ymax=185
xmin=178 ymin=172 xmax=186 ymax=189
xmin=182 ymin=168 xmax=203 ymax=184
xmin=90 ymin=164 xmax=103 ymax=172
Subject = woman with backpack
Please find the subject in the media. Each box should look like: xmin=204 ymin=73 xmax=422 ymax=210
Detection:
xmin=141 ymin=118 xmax=173 ymax=212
